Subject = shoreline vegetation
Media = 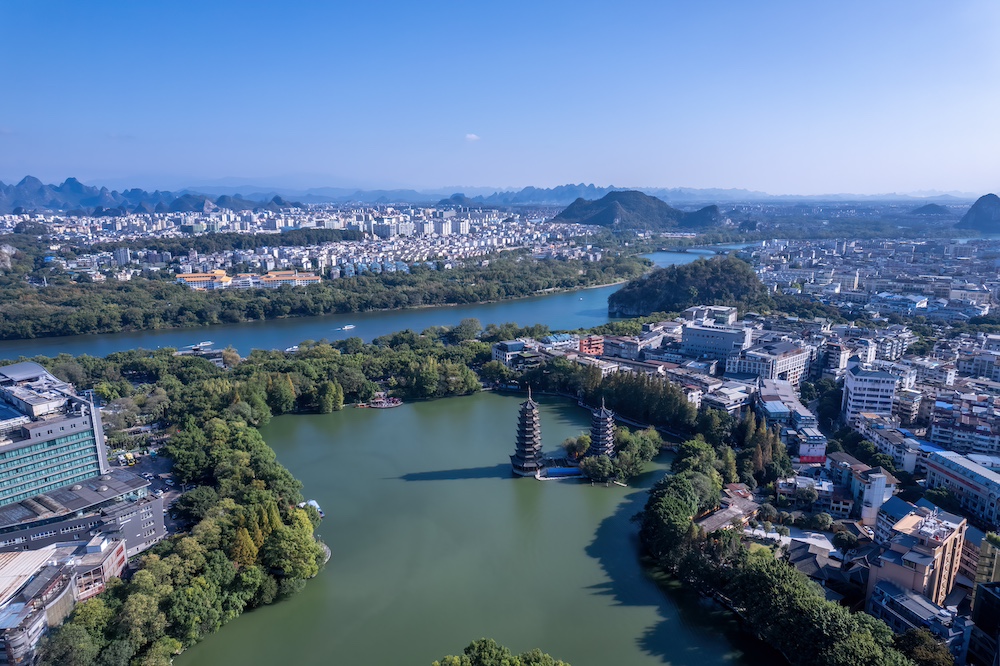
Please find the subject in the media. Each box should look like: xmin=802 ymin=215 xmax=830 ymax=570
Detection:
xmin=26 ymin=258 xmax=955 ymax=663
xmin=21 ymin=315 xmax=746 ymax=664
xmin=0 ymin=253 xmax=649 ymax=341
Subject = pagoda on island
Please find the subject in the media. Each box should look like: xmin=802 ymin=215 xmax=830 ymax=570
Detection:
xmin=586 ymin=398 xmax=616 ymax=458
xmin=511 ymin=388 xmax=545 ymax=477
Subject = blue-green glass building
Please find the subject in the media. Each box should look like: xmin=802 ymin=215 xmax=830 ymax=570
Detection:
xmin=0 ymin=362 xmax=109 ymax=507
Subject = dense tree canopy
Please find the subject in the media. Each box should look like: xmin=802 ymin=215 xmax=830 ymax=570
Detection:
xmin=432 ymin=639 xmax=570 ymax=666
xmin=0 ymin=252 xmax=648 ymax=340
xmin=608 ymin=256 xmax=769 ymax=316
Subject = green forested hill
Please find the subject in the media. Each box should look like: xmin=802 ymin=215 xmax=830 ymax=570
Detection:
xmin=607 ymin=256 xmax=767 ymax=316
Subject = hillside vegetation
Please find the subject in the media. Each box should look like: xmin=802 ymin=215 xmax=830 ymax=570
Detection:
xmin=608 ymin=256 xmax=767 ymax=316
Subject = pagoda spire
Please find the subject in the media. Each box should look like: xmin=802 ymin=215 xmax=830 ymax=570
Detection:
xmin=511 ymin=388 xmax=544 ymax=477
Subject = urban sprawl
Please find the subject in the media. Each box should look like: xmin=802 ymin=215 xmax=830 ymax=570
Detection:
xmin=7 ymin=203 xmax=1000 ymax=664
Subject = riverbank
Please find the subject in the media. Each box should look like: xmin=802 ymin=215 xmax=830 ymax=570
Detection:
xmin=0 ymin=252 xmax=704 ymax=360
xmin=0 ymin=253 xmax=651 ymax=342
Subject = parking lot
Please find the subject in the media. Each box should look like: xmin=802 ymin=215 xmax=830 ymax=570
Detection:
xmin=117 ymin=451 xmax=186 ymax=533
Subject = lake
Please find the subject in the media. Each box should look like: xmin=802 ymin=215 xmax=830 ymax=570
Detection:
xmin=176 ymin=392 xmax=767 ymax=666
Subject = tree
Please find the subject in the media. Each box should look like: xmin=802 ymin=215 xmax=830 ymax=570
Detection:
xmin=799 ymin=381 xmax=818 ymax=403
xmin=478 ymin=360 xmax=513 ymax=384
xmin=317 ymin=380 xmax=344 ymax=413
xmin=449 ymin=318 xmax=482 ymax=343
xmin=810 ymin=512 xmax=833 ymax=531
xmin=561 ymin=434 xmax=590 ymax=460
xmin=172 ymin=485 xmax=219 ymax=522
xmin=924 ymin=487 xmax=964 ymax=515
xmin=231 ymin=527 xmax=259 ymax=568
xmin=719 ymin=446 xmax=739 ymax=484
xmin=895 ymin=629 xmax=955 ymax=666
xmin=432 ymin=638 xmax=570 ymax=666
xmin=39 ymin=624 xmax=100 ymax=666
xmin=260 ymin=510 xmax=322 ymax=579
xmin=579 ymin=455 xmax=614 ymax=482
xmin=266 ymin=373 xmax=296 ymax=414
xmin=221 ymin=347 xmax=241 ymax=368
xmin=758 ymin=502 xmax=778 ymax=523
xmin=795 ymin=486 xmax=819 ymax=507
xmin=833 ymin=531 xmax=859 ymax=551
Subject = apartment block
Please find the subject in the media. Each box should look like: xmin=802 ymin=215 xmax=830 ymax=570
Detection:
xmin=841 ymin=362 xmax=898 ymax=424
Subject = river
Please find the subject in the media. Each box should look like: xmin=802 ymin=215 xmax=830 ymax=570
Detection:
xmin=0 ymin=251 xmax=700 ymax=360
xmin=177 ymin=393 xmax=767 ymax=666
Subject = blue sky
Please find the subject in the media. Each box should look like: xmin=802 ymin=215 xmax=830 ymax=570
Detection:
xmin=2 ymin=1 xmax=998 ymax=194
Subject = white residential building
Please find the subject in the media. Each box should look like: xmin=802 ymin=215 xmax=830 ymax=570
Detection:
xmin=842 ymin=362 xmax=898 ymax=424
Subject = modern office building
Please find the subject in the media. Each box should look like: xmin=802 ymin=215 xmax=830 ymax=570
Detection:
xmin=0 ymin=362 xmax=164 ymax=558
xmin=492 ymin=340 xmax=526 ymax=368
xmin=680 ymin=323 xmax=752 ymax=361
xmin=726 ymin=341 xmax=810 ymax=387
xmin=0 ymin=362 xmax=109 ymax=506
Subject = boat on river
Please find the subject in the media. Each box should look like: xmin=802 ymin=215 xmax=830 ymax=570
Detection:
xmin=298 ymin=499 xmax=325 ymax=518
xmin=356 ymin=393 xmax=402 ymax=409
xmin=336 ymin=324 xmax=356 ymax=331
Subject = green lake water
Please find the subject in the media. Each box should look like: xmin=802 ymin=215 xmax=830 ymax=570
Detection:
xmin=177 ymin=392 xmax=768 ymax=666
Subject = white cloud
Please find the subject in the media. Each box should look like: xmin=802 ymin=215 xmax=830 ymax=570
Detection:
xmin=465 ymin=133 xmax=480 ymax=142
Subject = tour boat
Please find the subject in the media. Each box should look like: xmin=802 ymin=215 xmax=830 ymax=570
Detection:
xmin=298 ymin=499 xmax=325 ymax=518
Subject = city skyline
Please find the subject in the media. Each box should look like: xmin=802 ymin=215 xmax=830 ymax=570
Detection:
xmin=2 ymin=1 xmax=999 ymax=194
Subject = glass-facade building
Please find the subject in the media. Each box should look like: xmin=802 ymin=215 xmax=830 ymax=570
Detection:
xmin=0 ymin=362 xmax=109 ymax=507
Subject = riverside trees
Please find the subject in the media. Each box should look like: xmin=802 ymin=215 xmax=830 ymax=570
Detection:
xmin=433 ymin=639 xmax=570 ymax=666
xmin=0 ymin=252 xmax=648 ymax=340
xmin=37 ymin=355 xmax=326 ymax=665
xmin=636 ymin=438 xmax=923 ymax=666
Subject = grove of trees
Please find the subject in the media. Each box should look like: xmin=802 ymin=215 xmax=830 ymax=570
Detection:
xmin=0 ymin=249 xmax=648 ymax=340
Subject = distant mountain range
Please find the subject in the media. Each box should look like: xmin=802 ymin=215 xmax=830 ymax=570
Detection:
xmin=0 ymin=176 xmax=988 ymax=215
xmin=0 ymin=177 xmax=302 ymax=215
xmin=552 ymin=191 xmax=722 ymax=230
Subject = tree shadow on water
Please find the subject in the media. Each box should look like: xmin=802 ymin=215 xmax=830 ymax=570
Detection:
xmin=585 ymin=488 xmax=778 ymax=666
xmin=396 ymin=463 xmax=512 ymax=481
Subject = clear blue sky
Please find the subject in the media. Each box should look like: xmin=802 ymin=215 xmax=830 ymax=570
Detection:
xmin=2 ymin=1 xmax=998 ymax=194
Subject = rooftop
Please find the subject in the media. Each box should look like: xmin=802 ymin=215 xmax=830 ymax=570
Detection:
xmin=0 ymin=470 xmax=148 ymax=530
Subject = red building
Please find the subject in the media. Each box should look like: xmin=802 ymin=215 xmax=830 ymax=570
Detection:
xmin=579 ymin=335 xmax=604 ymax=356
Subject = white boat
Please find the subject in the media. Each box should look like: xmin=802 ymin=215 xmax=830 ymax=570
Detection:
xmin=342 ymin=324 xmax=356 ymax=330
xmin=297 ymin=499 xmax=325 ymax=518
xmin=284 ymin=345 xmax=299 ymax=353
